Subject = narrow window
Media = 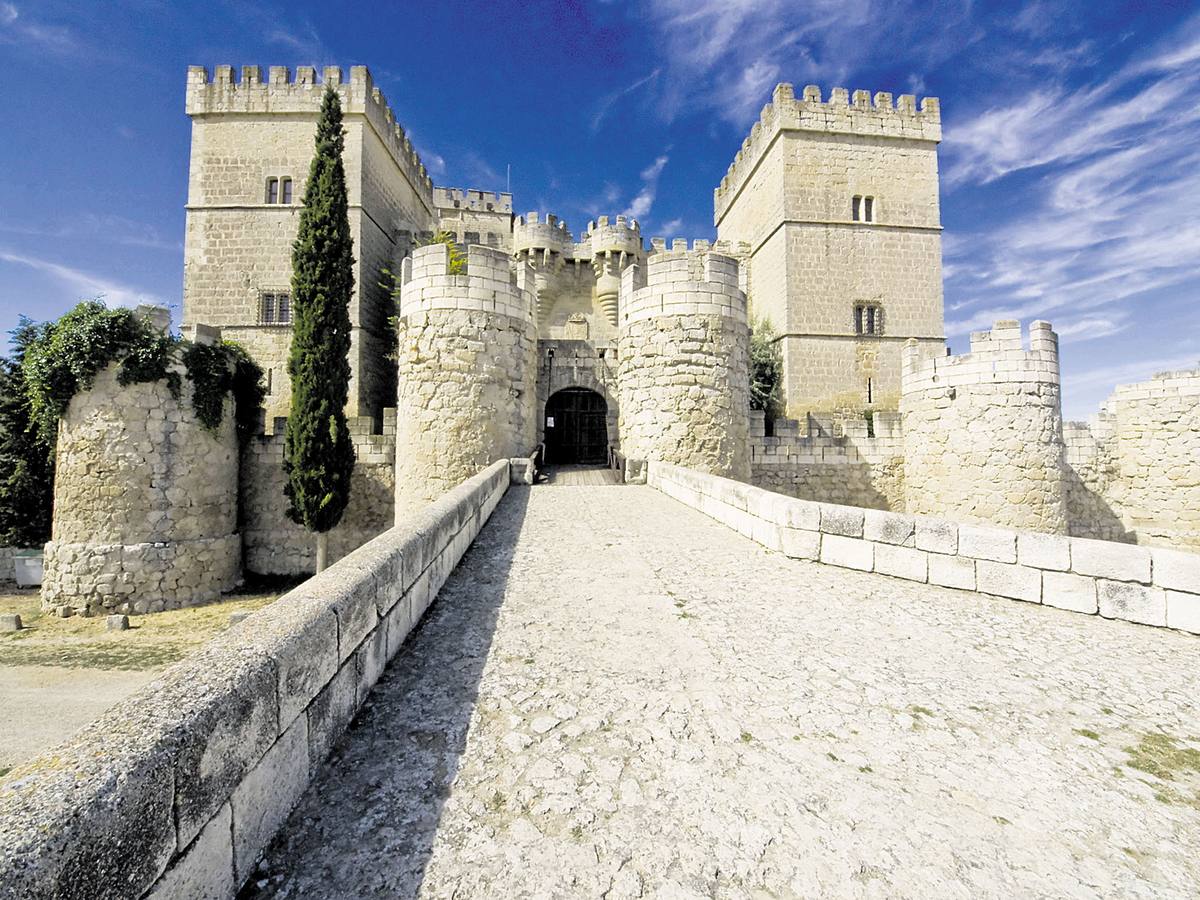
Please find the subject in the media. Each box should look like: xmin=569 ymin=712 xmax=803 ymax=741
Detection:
xmin=864 ymin=196 xmax=875 ymax=222
xmin=281 ymin=177 xmax=293 ymax=204
xmin=852 ymin=195 xmax=862 ymax=221
xmin=260 ymin=292 xmax=275 ymax=324
xmin=266 ymin=178 xmax=279 ymax=204
xmin=465 ymin=231 xmax=481 ymax=245
xmin=867 ymin=377 xmax=873 ymax=405
xmin=276 ymin=292 xmax=291 ymax=323
xmin=265 ymin=368 xmax=273 ymax=395
xmin=486 ymin=202 xmax=494 ymax=211
xmin=866 ymin=307 xmax=876 ymax=333
xmin=854 ymin=305 xmax=864 ymax=334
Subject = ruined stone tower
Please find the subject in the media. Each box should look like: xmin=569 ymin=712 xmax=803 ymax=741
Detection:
xmin=393 ymin=244 xmax=537 ymax=517
xmin=617 ymin=244 xmax=751 ymax=480
xmin=901 ymin=320 xmax=1068 ymax=533
xmin=714 ymin=83 xmax=945 ymax=419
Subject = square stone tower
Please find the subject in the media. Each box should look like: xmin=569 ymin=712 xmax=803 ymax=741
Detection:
xmin=182 ymin=65 xmax=436 ymax=423
xmin=714 ymin=83 xmax=945 ymax=418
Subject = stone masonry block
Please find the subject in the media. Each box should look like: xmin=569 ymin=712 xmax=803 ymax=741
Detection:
xmin=976 ymin=561 xmax=1041 ymax=603
xmin=929 ymin=554 xmax=975 ymax=591
xmin=1017 ymin=532 xmax=1071 ymax=572
xmin=356 ymin=621 xmax=389 ymax=700
xmin=0 ymin=707 xmax=177 ymax=899
xmin=385 ymin=590 xmax=415 ymax=659
xmin=750 ymin=516 xmax=783 ymax=552
xmin=1041 ymin=572 xmax=1098 ymax=614
xmin=1098 ymin=580 xmax=1166 ymax=627
xmin=230 ymin=715 xmax=309 ymax=884
xmin=1152 ymin=548 xmax=1200 ymax=594
xmin=1071 ymin=538 xmax=1151 ymax=584
xmin=820 ymin=505 xmax=864 ymax=538
xmin=780 ymin=498 xmax=821 ymax=531
xmin=210 ymin=594 xmax=338 ymax=735
xmin=780 ymin=527 xmax=820 ymax=560
xmin=820 ymin=535 xmax=873 ymax=572
xmin=147 ymin=802 xmax=234 ymax=900
xmin=874 ymin=544 xmax=927 ymax=582
xmin=295 ymin=564 xmax=379 ymax=662
xmin=1166 ymin=591 xmax=1200 ymax=635
xmin=958 ymin=526 xmax=1017 ymax=563
xmin=915 ymin=517 xmax=957 ymax=554
xmin=863 ymin=510 xmax=915 ymax=546
xmin=306 ymin=655 xmax=359 ymax=776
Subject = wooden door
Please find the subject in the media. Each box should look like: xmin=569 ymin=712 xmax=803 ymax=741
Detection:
xmin=545 ymin=389 xmax=608 ymax=465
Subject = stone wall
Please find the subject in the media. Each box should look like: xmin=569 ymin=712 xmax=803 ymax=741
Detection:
xmin=536 ymin=339 xmax=620 ymax=451
xmin=714 ymin=83 xmax=945 ymax=418
xmin=901 ymin=320 xmax=1068 ymax=534
xmin=240 ymin=412 xmax=397 ymax=576
xmin=651 ymin=461 xmax=1200 ymax=634
xmin=1065 ymin=367 xmax=1200 ymax=551
xmin=750 ymin=410 xmax=905 ymax=509
xmin=617 ymin=246 xmax=751 ymax=480
xmin=41 ymin=363 xmax=241 ymax=617
xmin=183 ymin=64 xmax=436 ymax=420
xmin=0 ymin=460 xmax=512 ymax=900
xmin=394 ymin=243 xmax=537 ymax=516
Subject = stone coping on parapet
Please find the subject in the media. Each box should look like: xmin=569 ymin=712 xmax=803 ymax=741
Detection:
xmin=901 ymin=320 xmax=1060 ymax=393
xmin=714 ymin=82 xmax=941 ymax=223
xmin=649 ymin=461 xmax=1200 ymax=635
xmin=398 ymin=243 xmax=534 ymax=321
xmin=185 ymin=65 xmax=433 ymax=207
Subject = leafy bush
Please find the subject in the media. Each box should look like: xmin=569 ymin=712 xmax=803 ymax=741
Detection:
xmin=749 ymin=316 xmax=783 ymax=421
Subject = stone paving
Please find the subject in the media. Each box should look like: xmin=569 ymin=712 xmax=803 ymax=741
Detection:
xmin=243 ymin=485 xmax=1200 ymax=899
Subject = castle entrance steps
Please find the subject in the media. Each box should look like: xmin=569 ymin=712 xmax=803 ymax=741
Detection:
xmin=243 ymin=483 xmax=1200 ymax=898
xmin=538 ymin=464 xmax=621 ymax=486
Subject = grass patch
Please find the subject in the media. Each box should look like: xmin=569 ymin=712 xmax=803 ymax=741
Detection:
xmin=1075 ymin=728 xmax=1101 ymax=741
xmin=908 ymin=705 xmax=935 ymax=718
xmin=993 ymin=816 xmax=1011 ymax=826
xmin=1123 ymin=732 xmax=1200 ymax=781
xmin=858 ymin=765 xmax=873 ymax=773
xmin=0 ymin=766 xmax=10 ymax=780
xmin=0 ymin=586 xmax=284 ymax=671
xmin=740 ymin=731 xmax=754 ymax=743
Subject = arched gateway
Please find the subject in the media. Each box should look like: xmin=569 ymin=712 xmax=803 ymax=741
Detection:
xmin=544 ymin=388 xmax=608 ymax=465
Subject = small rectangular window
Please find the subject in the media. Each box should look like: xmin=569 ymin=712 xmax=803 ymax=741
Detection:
xmin=281 ymin=178 xmax=293 ymax=204
xmin=852 ymin=195 xmax=862 ymax=221
xmin=864 ymin=196 xmax=874 ymax=222
xmin=465 ymin=231 xmax=481 ymax=245
xmin=854 ymin=306 xmax=864 ymax=333
xmin=266 ymin=178 xmax=279 ymax=204
xmin=276 ymin=292 xmax=290 ymax=323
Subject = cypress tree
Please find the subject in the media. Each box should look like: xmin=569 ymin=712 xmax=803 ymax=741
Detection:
xmin=284 ymin=87 xmax=357 ymax=571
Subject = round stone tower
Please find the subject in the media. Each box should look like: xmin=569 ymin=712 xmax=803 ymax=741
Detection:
xmin=617 ymin=243 xmax=751 ymax=480
xmin=41 ymin=358 xmax=241 ymax=616
xmin=901 ymin=319 xmax=1068 ymax=533
xmin=513 ymin=212 xmax=571 ymax=328
xmin=584 ymin=215 xmax=643 ymax=328
xmin=394 ymin=243 xmax=537 ymax=516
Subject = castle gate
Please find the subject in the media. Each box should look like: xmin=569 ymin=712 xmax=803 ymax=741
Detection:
xmin=544 ymin=388 xmax=608 ymax=465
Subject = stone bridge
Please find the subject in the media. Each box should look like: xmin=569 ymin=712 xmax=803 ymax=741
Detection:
xmin=3 ymin=463 xmax=1200 ymax=899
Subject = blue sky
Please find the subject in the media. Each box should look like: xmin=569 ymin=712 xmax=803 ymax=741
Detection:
xmin=0 ymin=0 xmax=1197 ymax=419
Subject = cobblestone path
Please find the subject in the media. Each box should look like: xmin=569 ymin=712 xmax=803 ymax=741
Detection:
xmin=245 ymin=485 xmax=1200 ymax=899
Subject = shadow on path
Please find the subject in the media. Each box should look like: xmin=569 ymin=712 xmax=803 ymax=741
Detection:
xmin=239 ymin=488 xmax=530 ymax=899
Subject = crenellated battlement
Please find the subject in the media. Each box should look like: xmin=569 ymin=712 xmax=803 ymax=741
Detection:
xmin=433 ymin=187 xmax=512 ymax=213
xmin=714 ymin=82 xmax=941 ymax=221
xmin=620 ymin=248 xmax=746 ymax=325
xmin=398 ymin=243 xmax=534 ymax=322
xmin=185 ymin=64 xmax=433 ymax=199
xmin=902 ymin=320 xmax=1059 ymax=394
xmin=513 ymin=211 xmax=574 ymax=256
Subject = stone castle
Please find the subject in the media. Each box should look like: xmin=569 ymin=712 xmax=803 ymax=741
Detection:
xmin=33 ymin=63 xmax=1200 ymax=617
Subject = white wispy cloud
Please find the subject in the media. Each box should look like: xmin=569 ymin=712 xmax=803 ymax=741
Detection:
xmin=0 ymin=2 xmax=81 ymax=54
xmin=639 ymin=0 xmax=969 ymax=124
xmin=623 ymin=155 xmax=669 ymax=219
xmin=0 ymin=249 xmax=165 ymax=310
xmin=0 ymin=214 xmax=180 ymax=252
xmin=591 ymin=69 xmax=661 ymax=133
xmin=942 ymin=13 xmax=1200 ymax=345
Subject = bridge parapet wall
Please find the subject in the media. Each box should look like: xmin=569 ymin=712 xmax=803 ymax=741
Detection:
xmin=650 ymin=461 xmax=1200 ymax=634
xmin=0 ymin=460 xmax=512 ymax=900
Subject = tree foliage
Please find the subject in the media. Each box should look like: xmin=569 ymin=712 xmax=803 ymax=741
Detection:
xmin=749 ymin=316 xmax=784 ymax=421
xmin=0 ymin=319 xmax=54 ymax=546
xmin=283 ymin=87 xmax=357 ymax=535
